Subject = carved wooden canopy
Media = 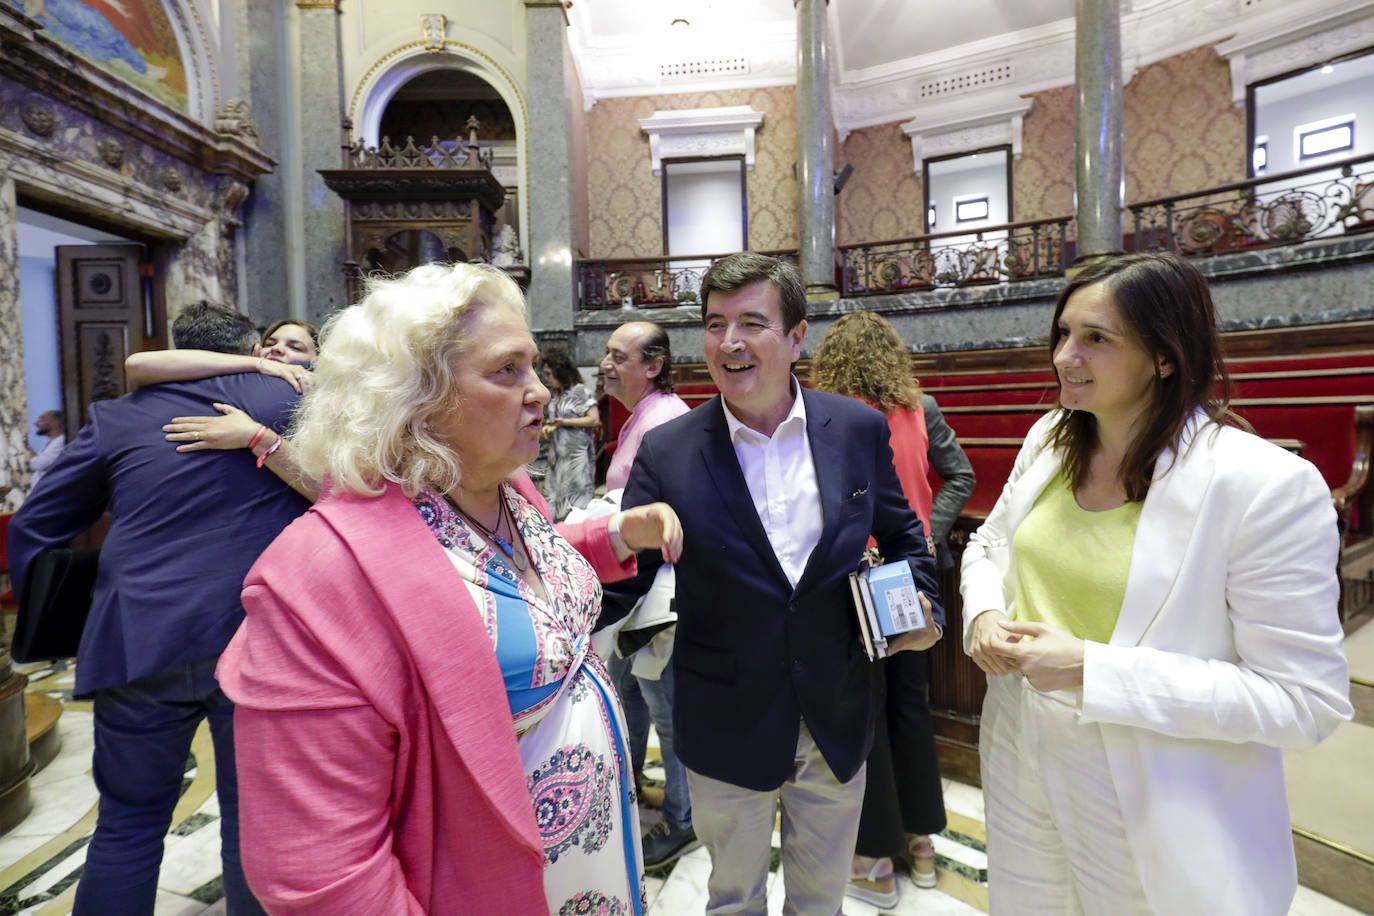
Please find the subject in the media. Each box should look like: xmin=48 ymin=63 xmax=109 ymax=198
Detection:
xmin=319 ymin=132 xmax=508 ymax=301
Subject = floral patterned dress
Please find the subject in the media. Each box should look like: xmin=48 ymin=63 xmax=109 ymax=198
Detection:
xmin=414 ymin=486 xmax=644 ymax=916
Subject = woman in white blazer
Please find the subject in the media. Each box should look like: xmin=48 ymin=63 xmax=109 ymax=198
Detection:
xmin=962 ymin=253 xmax=1351 ymax=915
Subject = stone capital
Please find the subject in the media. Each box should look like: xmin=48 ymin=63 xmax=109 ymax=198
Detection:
xmin=523 ymin=0 xmax=570 ymax=25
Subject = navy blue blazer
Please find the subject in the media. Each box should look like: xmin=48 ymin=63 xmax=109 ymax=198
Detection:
xmin=9 ymin=374 xmax=310 ymax=696
xmin=623 ymin=387 xmax=943 ymax=791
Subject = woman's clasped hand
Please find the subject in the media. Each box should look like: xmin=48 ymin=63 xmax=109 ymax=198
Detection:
xmin=968 ymin=611 xmax=1085 ymax=691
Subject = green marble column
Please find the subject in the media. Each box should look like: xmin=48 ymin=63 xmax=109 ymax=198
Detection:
xmin=296 ymin=0 xmax=348 ymax=322
xmin=523 ymin=1 xmax=577 ymax=333
xmin=796 ymin=0 xmax=837 ymax=297
xmin=1074 ymin=0 xmax=1125 ymax=264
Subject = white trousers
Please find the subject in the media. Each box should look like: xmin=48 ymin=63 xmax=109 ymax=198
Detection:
xmin=686 ymin=721 xmax=866 ymax=916
xmin=980 ymin=675 xmax=1152 ymax=916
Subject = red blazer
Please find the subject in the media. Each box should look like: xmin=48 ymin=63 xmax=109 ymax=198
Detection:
xmin=881 ymin=403 xmax=933 ymax=534
xmin=217 ymin=474 xmax=633 ymax=914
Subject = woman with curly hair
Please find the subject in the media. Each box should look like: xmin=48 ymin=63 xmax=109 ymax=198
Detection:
xmin=540 ymin=348 xmax=599 ymax=519
xmin=811 ymin=311 xmax=975 ymax=908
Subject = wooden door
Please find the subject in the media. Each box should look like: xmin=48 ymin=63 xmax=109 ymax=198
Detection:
xmin=55 ymin=244 xmax=161 ymax=435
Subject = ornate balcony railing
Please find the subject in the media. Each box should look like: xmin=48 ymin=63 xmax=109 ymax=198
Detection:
xmin=838 ymin=217 xmax=1073 ymax=297
xmin=1129 ymin=152 xmax=1374 ymax=255
xmin=574 ymin=154 xmax=1374 ymax=311
xmin=577 ymin=250 xmax=796 ymax=311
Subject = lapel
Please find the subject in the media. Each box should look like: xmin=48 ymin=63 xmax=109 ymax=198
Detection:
xmin=315 ymin=484 xmax=543 ymax=859
xmin=1110 ymin=413 xmax=1217 ymax=647
xmin=697 ymin=396 xmax=792 ymax=589
xmin=793 ymin=389 xmax=846 ymax=596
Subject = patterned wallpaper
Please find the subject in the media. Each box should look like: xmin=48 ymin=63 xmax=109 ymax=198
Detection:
xmin=1124 ymin=45 xmax=1246 ymax=202
xmin=585 ymin=86 xmax=798 ymax=258
xmin=583 ymin=43 xmax=1246 ymax=254
xmin=1015 ymin=85 xmax=1076 ymax=222
xmin=837 ymin=122 xmax=924 ymax=245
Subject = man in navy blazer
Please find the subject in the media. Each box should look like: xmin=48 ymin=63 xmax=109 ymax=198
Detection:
xmin=9 ymin=302 xmax=309 ymax=916
xmin=623 ymin=253 xmax=944 ymax=915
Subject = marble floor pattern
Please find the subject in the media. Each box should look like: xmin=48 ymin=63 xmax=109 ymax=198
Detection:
xmin=0 ymin=661 xmax=1365 ymax=916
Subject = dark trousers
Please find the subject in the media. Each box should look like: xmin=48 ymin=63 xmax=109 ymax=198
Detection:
xmin=855 ymin=649 xmax=947 ymax=857
xmin=74 ymin=656 xmax=265 ymax=916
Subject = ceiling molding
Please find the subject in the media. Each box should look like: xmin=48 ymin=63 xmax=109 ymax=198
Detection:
xmin=638 ymin=106 xmax=766 ymax=176
xmin=568 ymin=0 xmax=1374 ymax=135
xmin=1215 ymin=0 xmax=1374 ymax=104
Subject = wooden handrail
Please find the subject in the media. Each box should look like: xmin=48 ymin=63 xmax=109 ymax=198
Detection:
xmin=940 ymin=395 xmax=1374 ymax=414
xmin=1333 ymin=405 xmax=1373 ymax=514
xmin=1127 ymin=151 xmax=1374 ymax=211
xmin=837 ymin=215 xmax=1073 ymax=252
xmin=576 ymin=248 xmax=796 ymax=267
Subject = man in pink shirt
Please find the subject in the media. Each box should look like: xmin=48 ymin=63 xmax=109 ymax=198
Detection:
xmin=603 ymin=320 xmax=690 ymax=492
xmin=598 ymin=319 xmax=696 ymax=866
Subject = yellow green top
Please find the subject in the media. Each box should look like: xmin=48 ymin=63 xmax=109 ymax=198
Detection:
xmin=1011 ymin=472 xmax=1143 ymax=644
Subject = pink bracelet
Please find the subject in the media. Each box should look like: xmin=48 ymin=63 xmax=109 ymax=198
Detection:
xmin=256 ymin=433 xmax=282 ymax=468
xmin=248 ymin=425 xmax=268 ymax=451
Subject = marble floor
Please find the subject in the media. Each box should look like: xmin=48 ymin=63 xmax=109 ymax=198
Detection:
xmin=0 ymin=661 xmax=1365 ymax=916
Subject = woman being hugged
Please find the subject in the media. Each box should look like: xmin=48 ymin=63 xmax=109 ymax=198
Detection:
xmin=964 ymin=252 xmax=1350 ymax=915
xmin=216 ymin=263 xmax=682 ymax=914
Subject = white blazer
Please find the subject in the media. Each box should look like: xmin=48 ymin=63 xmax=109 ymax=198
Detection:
xmin=962 ymin=410 xmax=1353 ymax=916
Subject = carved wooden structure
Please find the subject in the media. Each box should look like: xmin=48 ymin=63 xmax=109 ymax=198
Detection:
xmin=320 ymin=130 xmax=509 ymax=303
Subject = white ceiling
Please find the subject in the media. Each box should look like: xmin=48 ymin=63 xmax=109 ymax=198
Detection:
xmin=831 ymin=0 xmax=1074 ymax=71
xmin=566 ymin=0 xmax=1374 ymax=134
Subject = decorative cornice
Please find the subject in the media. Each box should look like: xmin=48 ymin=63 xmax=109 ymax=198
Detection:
xmin=318 ymin=169 xmax=508 ymax=211
xmin=0 ymin=14 xmax=273 ymax=182
xmin=1215 ymin=1 xmax=1374 ymax=103
xmin=638 ymin=106 xmax=765 ymax=176
xmin=296 ymin=1 xmax=340 ymax=9
xmin=900 ymin=92 xmax=1033 ymax=166
xmin=0 ymin=127 xmax=215 ymax=236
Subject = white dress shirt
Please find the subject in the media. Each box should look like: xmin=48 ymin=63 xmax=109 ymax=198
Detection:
xmin=30 ymin=434 xmax=65 ymax=489
xmin=721 ymin=381 xmax=822 ymax=588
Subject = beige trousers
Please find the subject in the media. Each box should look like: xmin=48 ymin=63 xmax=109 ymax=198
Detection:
xmin=686 ymin=720 xmax=866 ymax=916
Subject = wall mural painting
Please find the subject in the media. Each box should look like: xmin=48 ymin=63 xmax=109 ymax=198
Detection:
xmin=6 ymin=0 xmax=188 ymax=112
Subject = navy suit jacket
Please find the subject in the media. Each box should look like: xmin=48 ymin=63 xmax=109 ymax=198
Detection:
xmin=623 ymin=387 xmax=943 ymax=790
xmin=9 ymin=374 xmax=310 ymax=696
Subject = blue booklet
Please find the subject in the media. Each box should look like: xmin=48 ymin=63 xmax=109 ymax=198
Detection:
xmin=848 ymin=558 xmax=928 ymax=660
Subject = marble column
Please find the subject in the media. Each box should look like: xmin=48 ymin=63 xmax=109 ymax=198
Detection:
xmin=1073 ymin=0 xmax=1124 ymax=264
xmin=296 ymin=0 xmax=348 ymax=323
xmin=523 ymin=1 xmax=577 ymax=334
xmin=795 ymin=0 xmax=836 ymax=297
xmin=234 ymin=0 xmax=292 ymax=324
xmin=0 ymin=176 xmax=28 ymax=512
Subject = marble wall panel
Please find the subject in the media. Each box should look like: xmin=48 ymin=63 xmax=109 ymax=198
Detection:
xmin=586 ymin=85 xmax=798 ymax=258
xmin=0 ymin=86 xmax=217 ymax=217
xmin=0 ymin=176 xmax=29 ymax=511
xmin=165 ymin=220 xmax=225 ymax=316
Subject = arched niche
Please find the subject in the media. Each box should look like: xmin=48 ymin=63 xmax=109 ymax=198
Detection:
xmin=364 ymin=229 xmax=466 ymax=276
xmin=352 ymin=48 xmax=527 ymax=253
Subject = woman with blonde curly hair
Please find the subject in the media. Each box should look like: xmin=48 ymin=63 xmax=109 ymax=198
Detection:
xmin=811 ymin=310 xmax=974 ymax=908
xmin=215 ymin=262 xmax=683 ymax=914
